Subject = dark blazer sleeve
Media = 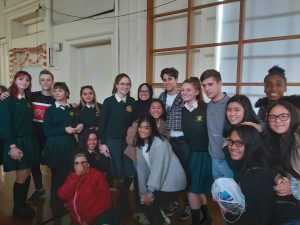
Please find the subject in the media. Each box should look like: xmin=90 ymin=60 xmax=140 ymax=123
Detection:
xmin=98 ymin=98 xmax=109 ymax=144
xmin=0 ymin=98 xmax=16 ymax=146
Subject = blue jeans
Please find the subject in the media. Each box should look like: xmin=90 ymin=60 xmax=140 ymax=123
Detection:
xmin=211 ymin=158 xmax=233 ymax=180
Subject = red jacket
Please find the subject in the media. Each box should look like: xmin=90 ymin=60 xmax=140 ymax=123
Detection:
xmin=58 ymin=168 xmax=111 ymax=225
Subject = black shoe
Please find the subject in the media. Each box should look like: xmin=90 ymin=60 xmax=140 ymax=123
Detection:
xmin=179 ymin=204 xmax=191 ymax=221
xmin=200 ymin=217 xmax=212 ymax=225
xmin=13 ymin=203 xmax=35 ymax=219
xmin=28 ymin=189 xmax=45 ymax=203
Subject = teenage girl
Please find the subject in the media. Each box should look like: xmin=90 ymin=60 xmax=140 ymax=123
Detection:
xmin=264 ymin=101 xmax=300 ymax=224
xmin=0 ymin=71 xmax=39 ymax=219
xmin=181 ymin=77 xmax=212 ymax=225
xmin=77 ymin=85 xmax=102 ymax=144
xmin=136 ymin=116 xmax=186 ymax=225
xmin=79 ymin=129 xmax=103 ymax=172
xmin=255 ymin=65 xmax=300 ymax=122
xmin=43 ymin=82 xmax=82 ymax=208
xmin=125 ymin=83 xmax=153 ymax=162
xmin=148 ymin=98 xmax=169 ymax=139
xmin=99 ymin=73 xmax=136 ymax=213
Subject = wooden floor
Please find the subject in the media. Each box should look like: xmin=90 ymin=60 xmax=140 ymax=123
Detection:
xmin=0 ymin=165 xmax=223 ymax=225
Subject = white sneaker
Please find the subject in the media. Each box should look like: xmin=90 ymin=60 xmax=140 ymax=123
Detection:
xmin=133 ymin=212 xmax=150 ymax=225
xmin=160 ymin=208 xmax=171 ymax=224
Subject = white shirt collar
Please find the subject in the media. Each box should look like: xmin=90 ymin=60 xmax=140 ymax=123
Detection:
xmin=88 ymin=149 xmax=94 ymax=154
xmin=184 ymin=101 xmax=198 ymax=112
xmin=115 ymin=93 xmax=127 ymax=103
xmin=86 ymin=104 xmax=95 ymax=109
xmin=17 ymin=94 xmax=25 ymax=99
xmin=55 ymin=101 xmax=70 ymax=109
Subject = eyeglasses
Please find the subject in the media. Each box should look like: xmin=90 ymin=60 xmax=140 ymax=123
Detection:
xmin=267 ymin=113 xmax=290 ymax=122
xmin=139 ymin=90 xmax=150 ymax=93
xmin=74 ymin=161 xmax=88 ymax=165
xmin=226 ymin=139 xmax=244 ymax=148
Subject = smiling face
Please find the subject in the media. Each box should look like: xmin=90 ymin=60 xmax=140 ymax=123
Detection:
xmin=264 ymin=74 xmax=286 ymax=101
xmin=138 ymin=85 xmax=151 ymax=101
xmin=15 ymin=75 xmax=31 ymax=93
xmin=268 ymin=105 xmax=291 ymax=134
xmin=181 ymin=82 xmax=199 ymax=104
xmin=149 ymin=101 xmax=164 ymax=119
xmin=138 ymin=121 xmax=152 ymax=141
xmin=87 ymin=133 xmax=98 ymax=150
xmin=162 ymin=74 xmax=177 ymax=94
xmin=228 ymin=130 xmax=245 ymax=161
xmin=81 ymin=87 xmax=95 ymax=104
xmin=115 ymin=77 xmax=131 ymax=98
xmin=227 ymin=102 xmax=245 ymax=126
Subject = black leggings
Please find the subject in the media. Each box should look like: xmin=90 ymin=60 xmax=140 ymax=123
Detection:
xmin=143 ymin=191 xmax=180 ymax=224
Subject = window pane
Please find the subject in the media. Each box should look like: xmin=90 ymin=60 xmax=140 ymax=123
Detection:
xmin=194 ymin=0 xmax=219 ymax=5
xmin=153 ymin=51 xmax=187 ymax=83
xmin=154 ymin=13 xmax=187 ymax=49
xmin=191 ymin=45 xmax=238 ymax=82
xmin=245 ymin=0 xmax=300 ymax=39
xmin=241 ymin=86 xmax=300 ymax=104
xmin=242 ymin=39 xmax=300 ymax=82
xmin=192 ymin=2 xmax=239 ymax=44
xmin=154 ymin=0 xmax=188 ymax=14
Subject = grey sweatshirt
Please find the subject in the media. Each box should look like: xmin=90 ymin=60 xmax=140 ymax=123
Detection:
xmin=207 ymin=93 xmax=230 ymax=159
xmin=136 ymin=136 xmax=187 ymax=195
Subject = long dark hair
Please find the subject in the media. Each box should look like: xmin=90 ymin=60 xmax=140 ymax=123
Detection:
xmin=136 ymin=116 xmax=164 ymax=152
xmin=148 ymin=98 xmax=167 ymax=121
xmin=231 ymin=125 xmax=271 ymax=176
xmin=264 ymin=100 xmax=300 ymax=176
xmin=78 ymin=129 xmax=101 ymax=160
xmin=223 ymin=94 xmax=259 ymax=138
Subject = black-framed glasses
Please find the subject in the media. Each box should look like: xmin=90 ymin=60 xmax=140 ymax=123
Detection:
xmin=74 ymin=161 xmax=88 ymax=165
xmin=226 ymin=139 xmax=244 ymax=148
xmin=267 ymin=113 xmax=290 ymax=122
xmin=139 ymin=90 xmax=150 ymax=93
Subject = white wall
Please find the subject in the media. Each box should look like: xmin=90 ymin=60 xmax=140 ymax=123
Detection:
xmin=0 ymin=0 xmax=148 ymax=101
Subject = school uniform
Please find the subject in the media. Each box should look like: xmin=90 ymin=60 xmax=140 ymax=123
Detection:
xmin=98 ymin=94 xmax=135 ymax=178
xmin=43 ymin=102 xmax=79 ymax=204
xmin=0 ymin=96 xmax=39 ymax=172
xmin=0 ymin=95 xmax=40 ymax=218
xmin=76 ymin=103 xmax=102 ymax=143
xmin=86 ymin=149 xmax=104 ymax=172
xmin=182 ymin=102 xmax=213 ymax=193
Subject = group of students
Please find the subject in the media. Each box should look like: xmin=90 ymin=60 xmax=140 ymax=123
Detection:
xmin=0 ymin=65 xmax=299 ymax=225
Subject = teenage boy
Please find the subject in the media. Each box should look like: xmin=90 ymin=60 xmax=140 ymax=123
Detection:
xmin=200 ymin=69 xmax=233 ymax=180
xmin=159 ymin=67 xmax=191 ymax=221
xmin=29 ymin=69 xmax=55 ymax=202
